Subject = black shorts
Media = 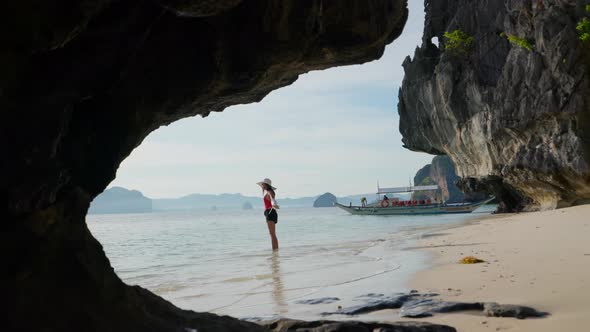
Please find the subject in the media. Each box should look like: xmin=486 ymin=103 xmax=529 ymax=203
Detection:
xmin=264 ymin=208 xmax=278 ymax=223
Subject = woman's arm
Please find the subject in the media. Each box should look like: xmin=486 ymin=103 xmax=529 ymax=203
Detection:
xmin=263 ymin=190 xmax=280 ymax=209
xmin=272 ymin=197 xmax=279 ymax=209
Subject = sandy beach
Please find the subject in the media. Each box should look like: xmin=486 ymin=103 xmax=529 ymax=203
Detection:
xmin=358 ymin=205 xmax=590 ymax=331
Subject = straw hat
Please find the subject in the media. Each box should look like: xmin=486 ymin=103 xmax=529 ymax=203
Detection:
xmin=256 ymin=178 xmax=276 ymax=190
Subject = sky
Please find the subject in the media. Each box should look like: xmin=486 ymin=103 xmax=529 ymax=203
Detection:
xmin=110 ymin=0 xmax=434 ymax=199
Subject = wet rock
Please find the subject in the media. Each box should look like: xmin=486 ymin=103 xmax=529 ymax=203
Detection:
xmin=400 ymin=299 xmax=483 ymax=318
xmin=262 ymin=318 xmax=457 ymax=332
xmin=296 ymin=297 xmax=340 ymax=305
xmin=323 ymin=293 xmax=437 ymax=316
xmin=323 ymin=292 xmax=547 ymax=321
xmin=483 ymin=302 xmax=547 ymax=319
xmin=398 ymin=0 xmax=590 ymax=211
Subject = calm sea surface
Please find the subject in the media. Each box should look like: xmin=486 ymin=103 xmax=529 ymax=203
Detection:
xmin=87 ymin=206 xmax=494 ymax=320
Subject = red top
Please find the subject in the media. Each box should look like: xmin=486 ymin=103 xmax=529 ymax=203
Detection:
xmin=263 ymin=193 xmax=272 ymax=210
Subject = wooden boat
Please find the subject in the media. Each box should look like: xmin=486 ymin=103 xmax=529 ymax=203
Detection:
xmin=335 ymin=184 xmax=494 ymax=215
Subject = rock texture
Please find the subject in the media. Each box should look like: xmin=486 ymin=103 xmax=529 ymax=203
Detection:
xmin=399 ymin=0 xmax=590 ymax=212
xmin=313 ymin=192 xmax=338 ymax=207
xmin=262 ymin=319 xmax=456 ymax=332
xmin=321 ymin=292 xmax=546 ymax=320
xmin=1 ymin=1 xmax=408 ymax=331
xmin=296 ymin=297 xmax=341 ymax=305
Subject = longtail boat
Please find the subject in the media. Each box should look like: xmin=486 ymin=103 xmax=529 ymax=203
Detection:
xmin=335 ymin=185 xmax=494 ymax=215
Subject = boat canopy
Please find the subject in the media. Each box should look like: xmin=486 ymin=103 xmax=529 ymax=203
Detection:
xmin=377 ymin=185 xmax=439 ymax=194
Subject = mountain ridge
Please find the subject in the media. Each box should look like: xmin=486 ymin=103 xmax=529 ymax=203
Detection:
xmin=89 ymin=187 xmax=406 ymax=213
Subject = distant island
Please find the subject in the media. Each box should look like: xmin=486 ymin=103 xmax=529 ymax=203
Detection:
xmin=88 ymin=187 xmax=152 ymax=214
xmin=152 ymin=193 xmax=317 ymax=211
xmin=313 ymin=193 xmax=337 ymax=207
xmin=90 ymin=190 xmax=321 ymax=213
xmin=89 ymin=187 xmax=410 ymax=214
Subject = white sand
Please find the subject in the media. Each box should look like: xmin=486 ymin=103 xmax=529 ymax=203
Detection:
xmin=361 ymin=205 xmax=590 ymax=331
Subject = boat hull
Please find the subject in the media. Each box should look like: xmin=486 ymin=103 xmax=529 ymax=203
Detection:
xmin=334 ymin=198 xmax=494 ymax=215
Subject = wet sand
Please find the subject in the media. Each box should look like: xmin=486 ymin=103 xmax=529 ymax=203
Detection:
xmin=360 ymin=205 xmax=590 ymax=331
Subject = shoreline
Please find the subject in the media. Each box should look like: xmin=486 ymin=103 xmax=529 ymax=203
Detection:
xmin=355 ymin=205 xmax=590 ymax=331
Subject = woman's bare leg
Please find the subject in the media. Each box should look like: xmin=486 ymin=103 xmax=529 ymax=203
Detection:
xmin=266 ymin=221 xmax=279 ymax=250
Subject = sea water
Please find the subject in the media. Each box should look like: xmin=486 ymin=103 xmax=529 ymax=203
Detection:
xmin=87 ymin=206 xmax=494 ymax=320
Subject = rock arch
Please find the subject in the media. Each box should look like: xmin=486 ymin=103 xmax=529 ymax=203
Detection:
xmin=2 ymin=1 xmax=410 ymax=331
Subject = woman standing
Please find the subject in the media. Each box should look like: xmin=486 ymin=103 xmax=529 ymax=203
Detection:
xmin=257 ymin=178 xmax=280 ymax=250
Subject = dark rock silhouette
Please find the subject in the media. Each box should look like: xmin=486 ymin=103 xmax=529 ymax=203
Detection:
xmin=88 ymin=187 xmax=152 ymax=214
xmin=313 ymin=192 xmax=338 ymax=207
xmin=399 ymin=0 xmax=590 ymax=212
xmin=483 ymin=302 xmax=547 ymax=319
xmin=261 ymin=319 xmax=456 ymax=332
xmin=322 ymin=292 xmax=546 ymax=320
xmin=296 ymin=297 xmax=340 ymax=305
xmin=2 ymin=1 xmax=408 ymax=331
xmin=400 ymin=299 xmax=483 ymax=318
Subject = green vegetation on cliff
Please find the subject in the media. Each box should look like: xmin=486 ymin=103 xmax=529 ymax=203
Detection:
xmin=443 ymin=29 xmax=474 ymax=57
xmin=501 ymin=33 xmax=533 ymax=51
xmin=577 ymin=5 xmax=590 ymax=42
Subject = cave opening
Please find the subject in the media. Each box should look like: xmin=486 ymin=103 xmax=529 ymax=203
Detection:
xmin=4 ymin=0 xmax=585 ymax=329
xmin=84 ymin=0 xmax=434 ymax=321
xmin=431 ymin=36 xmax=439 ymax=48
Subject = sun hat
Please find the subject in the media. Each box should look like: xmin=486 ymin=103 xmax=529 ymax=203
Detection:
xmin=256 ymin=178 xmax=277 ymax=190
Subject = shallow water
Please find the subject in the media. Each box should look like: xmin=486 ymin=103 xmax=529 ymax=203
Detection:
xmin=88 ymin=205 xmax=494 ymax=320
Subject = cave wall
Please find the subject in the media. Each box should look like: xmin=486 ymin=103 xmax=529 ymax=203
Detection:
xmin=1 ymin=1 xmax=408 ymax=331
xmin=398 ymin=0 xmax=590 ymax=211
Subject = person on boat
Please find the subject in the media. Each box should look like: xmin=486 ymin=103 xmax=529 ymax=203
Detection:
xmin=257 ymin=178 xmax=280 ymax=251
xmin=361 ymin=197 xmax=367 ymax=207
xmin=383 ymin=195 xmax=389 ymax=201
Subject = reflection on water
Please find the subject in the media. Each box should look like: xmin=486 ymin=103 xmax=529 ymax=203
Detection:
xmin=270 ymin=252 xmax=286 ymax=314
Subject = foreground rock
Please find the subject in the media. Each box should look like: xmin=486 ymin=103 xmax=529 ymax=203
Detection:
xmin=2 ymin=1 xmax=408 ymax=331
xmin=262 ymin=318 xmax=456 ymax=332
xmin=296 ymin=297 xmax=341 ymax=305
xmin=400 ymin=299 xmax=483 ymax=318
xmin=483 ymin=302 xmax=547 ymax=320
xmin=398 ymin=0 xmax=590 ymax=211
xmin=322 ymin=292 xmax=434 ymax=316
xmin=321 ymin=292 xmax=546 ymax=320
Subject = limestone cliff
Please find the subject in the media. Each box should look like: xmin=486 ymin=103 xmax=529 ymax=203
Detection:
xmin=399 ymin=0 xmax=590 ymax=212
xmin=414 ymin=156 xmax=462 ymax=202
xmin=1 ymin=1 xmax=410 ymax=331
